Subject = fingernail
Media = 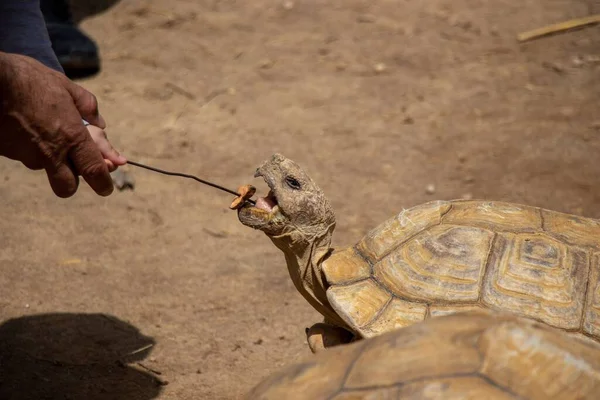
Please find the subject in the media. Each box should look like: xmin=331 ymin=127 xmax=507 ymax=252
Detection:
xmin=117 ymin=155 xmax=127 ymax=164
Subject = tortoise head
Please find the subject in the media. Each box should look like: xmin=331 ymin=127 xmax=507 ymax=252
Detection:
xmin=237 ymin=154 xmax=335 ymax=239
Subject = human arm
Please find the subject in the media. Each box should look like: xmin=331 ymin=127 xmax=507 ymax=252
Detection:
xmin=0 ymin=1 xmax=126 ymax=197
xmin=0 ymin=0 xmax=64 ymax=72
xmin=0 ymin=51 xmax=125 ymax=197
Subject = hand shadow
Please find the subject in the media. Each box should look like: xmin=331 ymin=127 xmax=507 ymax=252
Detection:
xmin=0 ymin=313 xmax=163 ymax=400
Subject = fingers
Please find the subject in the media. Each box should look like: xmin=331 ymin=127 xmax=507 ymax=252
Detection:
xmin=105 ymin=159 xmax=117 ymax=172
xmin=65 ymin=81 xmax=106 ymax=129
xmin=44 ymin=162 xmax=79 ymax=198
xmin=86 ymin=125 xmax=127 ymax=166
xmin=67 ymin=126 xmax=114 ymax=197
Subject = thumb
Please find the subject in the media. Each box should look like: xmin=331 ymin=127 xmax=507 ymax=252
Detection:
xmin=86 ymin=125 xmax=127 ymax=166
xmin=64 ymin=80 xmax=106 ymax=129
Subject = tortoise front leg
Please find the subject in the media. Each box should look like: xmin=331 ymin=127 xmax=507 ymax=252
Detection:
xmin=305 ymin=321 xmax=355 ymax=354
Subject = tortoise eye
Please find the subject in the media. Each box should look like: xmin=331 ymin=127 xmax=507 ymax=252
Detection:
xmin=285 ymin=176 xmax=302 ymax=190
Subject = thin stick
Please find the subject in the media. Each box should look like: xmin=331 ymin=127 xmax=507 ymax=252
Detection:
xmin=136 ymin=362 xmax=163 ymax=375
xmin=517 ymin=14 xmax=600 ymax=42
xmin=126 ymin=160 xmax=256 ymax=205
xmin=124 ymin=343 xmax=154 ymax=357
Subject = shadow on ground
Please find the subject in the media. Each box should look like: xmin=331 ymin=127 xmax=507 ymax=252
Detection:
xmin=0 ymin=313 xmax=163 ymax=400
xmin=68 ymin=0 xmax=122 ymax=23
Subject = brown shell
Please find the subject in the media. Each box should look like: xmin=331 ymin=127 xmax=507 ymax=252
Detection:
xmin=246 ymin=310 xmax=600 ymax=399
xmin=321 ymin=200 xmax=600 ymax=341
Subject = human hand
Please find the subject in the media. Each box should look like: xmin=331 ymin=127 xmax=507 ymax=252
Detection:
xmin=85 ymin=124 xmax=127 ymax=173
xmin=0 ymin=52 xmax=126 ymax=198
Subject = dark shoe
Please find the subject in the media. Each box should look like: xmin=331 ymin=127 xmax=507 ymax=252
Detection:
xmin=40 ymin=0 xmax=101 ymax=79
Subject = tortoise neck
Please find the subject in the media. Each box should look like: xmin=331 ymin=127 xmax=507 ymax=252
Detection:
xmin=270 ymin=223 xmax=342 ymax=323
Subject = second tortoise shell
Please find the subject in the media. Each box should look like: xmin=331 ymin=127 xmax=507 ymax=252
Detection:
xmin=321 ymin=200 xmax=600 ymax=341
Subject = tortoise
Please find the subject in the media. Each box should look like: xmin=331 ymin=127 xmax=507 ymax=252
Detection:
xmin=246 ymin=310 xmax=600 ymax=400
xmin=236 ymin=154 xmax=600 ymax=353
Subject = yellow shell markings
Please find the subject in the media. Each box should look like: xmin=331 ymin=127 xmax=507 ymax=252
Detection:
xmin=481 ymin=232 xmax=589 ymax=331
xmin=361 ymin=298 xmax=427 ymax=337
xmin=355 ymin=200 xmax=452 ymax=262
xmin=323 ymin=199 xmax=600 ymax=341
xmin=441 ymin=200 xmax=544 ymax=233
xmin=326 ymin=279 xmax=392 ymax=330
xmin=429 ymin=304 xmax=485 ymax=317
xmin=486 ymin=235 xmax=580 ymax=301
xmin=541 ymin=209 xmax=600 ymax=250
xmin=322 ymin=247 xmax=371 ymax=285
xmin=584 ymin=253 xmax=600 ymax=337
xmin=373 ymin=225 xmax=495 ymax=302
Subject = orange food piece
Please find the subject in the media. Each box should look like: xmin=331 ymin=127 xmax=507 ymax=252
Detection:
xmin=230 ymin=184 xmax=256 ymax=210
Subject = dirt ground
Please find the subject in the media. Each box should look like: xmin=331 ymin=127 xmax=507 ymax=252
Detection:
xmin=0 ymin=0 xmax=599 ymax=399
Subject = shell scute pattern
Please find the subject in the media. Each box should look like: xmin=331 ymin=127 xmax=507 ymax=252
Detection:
xmin=356 ymin=200 xmax=451 ymax=262
xmin=541 ymin=209 xmax=600 ymax=250
xmin=584 ymin=254 xmax=600 ymax=337
xmin=441 ymin=200 xmax=543 ymax=233
xmin=326 ymin=200 xmax=600 ymax=341
xmin=323 ymin=247 xmax=371 ymax=286
xmin=481 ymin=232 xmax=589 ymax=330
xmin=373 ymin=224 xmax=494 ymax=302
xmin=247 ymin=311 xmax=600 ymax=399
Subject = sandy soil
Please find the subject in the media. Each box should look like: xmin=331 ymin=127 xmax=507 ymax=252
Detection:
xmin=0 ymin=0 xmax=599 ymax=399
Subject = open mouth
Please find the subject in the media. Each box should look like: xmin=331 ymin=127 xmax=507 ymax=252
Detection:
xmin=255 ymin=190 xmax=279 ymax=212
xmin=247 ymin=168 xmax=280 ymax=214
xmin=236 ymin=167 xmax=286 ymax=233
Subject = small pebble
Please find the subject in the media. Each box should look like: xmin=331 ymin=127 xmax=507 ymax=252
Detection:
xmin=373 ymin=63 xmax=387 ymax=73
xmin=559 ymin=107 xmax=576 ymax=118
xmin=282 ymin=0 xmax=294 ymax=10
xmin=462 ymin=193 xmax=474 ymax=200
xmin=463 ymin=176 xmax=475 ymax=184
xmin=259 ymin=59 xmax=274 ymax=69
xmin=541 ymin=61 xmax=564 ymax=74
xmin=586 ymin=55 xmax=600 ymax=64
xmin=425 ymin=184 xmax=436 ymax=195
xmin=25 ymin=304 xmax=30 ymax=309
xmin=356 ymin=14 xmax=376 ymax=23
xmin=572 ymin=55 xmax=584 ymax=67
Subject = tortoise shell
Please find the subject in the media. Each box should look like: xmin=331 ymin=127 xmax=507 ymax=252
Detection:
xmin=247 ymin=310 xmax=600 ymax=399
xmin=321 ymin=200 xmax=600 ymax=341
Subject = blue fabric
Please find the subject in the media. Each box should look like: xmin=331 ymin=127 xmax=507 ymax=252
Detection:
xmin=0 ymin=0 xmax=64 ymax=73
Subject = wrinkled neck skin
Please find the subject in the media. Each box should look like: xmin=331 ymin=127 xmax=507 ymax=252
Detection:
xmin=268 ymin=223 xmax=347 ymax=328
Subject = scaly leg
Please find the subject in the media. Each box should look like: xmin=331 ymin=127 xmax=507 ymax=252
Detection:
xmin=305 ymin=321 xmax=355 ymax=354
